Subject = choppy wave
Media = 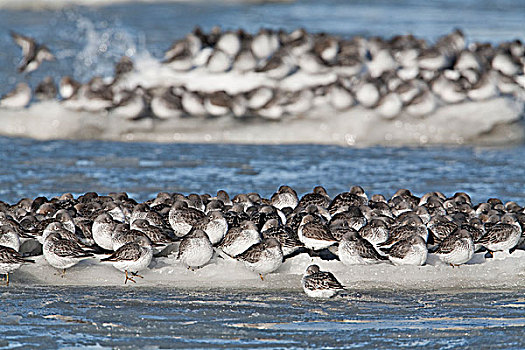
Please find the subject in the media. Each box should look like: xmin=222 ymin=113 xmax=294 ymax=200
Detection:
xmin=2 ymin=287 xmax=524 ymax=348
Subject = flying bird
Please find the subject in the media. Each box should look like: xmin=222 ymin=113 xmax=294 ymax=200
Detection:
xmin=10 ymin=31 xmax=55 ymax=73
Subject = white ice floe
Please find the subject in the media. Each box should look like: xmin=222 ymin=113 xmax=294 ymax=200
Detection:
xmin=0 ymin=97 xmax=522 ymax=146
xmin=12 ymin=248 xmax=525 ymax=290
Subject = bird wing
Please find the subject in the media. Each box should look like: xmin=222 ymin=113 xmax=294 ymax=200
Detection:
xmin=192 ymin=216 xmax=209 ymax=231
xmin=382 ymin=240 xmax=411 ymax=259
xmin=433 ymin=234 xmax=457 ymax=254
xmin=36 ymin=46 xmax=55 ymax=62
xmin=461 ymin=224 xmax=483 ymax=241
xmin=359 ymin=238 xmax=388 ymax=260
xmin=429 ymin=222 xmax=457 ymax=240
xmin=477 ymin=224 xmax=513 ymax=244
xmin=101 ymin=243 xmax=141 ymax=262
xmin=263 ymin=226 xmax=298 ymax=247
xmin=298 ymin=193 xmax=330 ymax=209
xmin=304 ymin=272 xmax=344 ymax=290
xmin=75 ymin=220 xmax=93 ymax=240
xmin=146 ymin=226 xmax=174 ymax=243
xmin=10 ymin=31 xmax=34 ymax=57
xmin=185 ymin=208 xmax=206 ymax=225
xmin=177 ymin=238 xmax=191 ymax=259
xmin=0 ymin=246 xmax=34 ymax=264
xmin=51 ymin=239 xmax=92 ymax=258
xmin=257 ymin=56 xmax=282 ymax=72
xmin=379 ymin=225 xmax=412 ymax=246
xmin=236 ymin=242 xmax=264 ymax=263
xmin=328 ymin=193 xmax=363 ymax=212
xmin=303 ymin=223 xmax=336 ymax=241
xmin=218 ymin=227 xmax=241 ymax=248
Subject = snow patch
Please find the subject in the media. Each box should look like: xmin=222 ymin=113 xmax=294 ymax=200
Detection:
xmin=12 ymin=249 xmax=525 ymax=290
xmin=0 ymin=98 xmax=523 ymax=146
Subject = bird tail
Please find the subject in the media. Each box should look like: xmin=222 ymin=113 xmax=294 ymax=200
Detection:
xmin=379 ymin=247 xmax=391 ymax=254
xmin=100 ymin=254 xmax=116 ymax=262
xmin=378 ymin=253 xmax=390 ymax=260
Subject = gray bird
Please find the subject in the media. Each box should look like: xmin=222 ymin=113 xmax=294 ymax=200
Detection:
xmin=301 ymin=264 xmax=345 ymax=298
xmin=338 ymin=230 xmax=389 ymax=265
xmin=0 ymin=82 xmax=31 ymax=109
xmin=236 ymin=238 xmax=283 ymax=279
xmin=177 ymin=229 xmax=213 ymax=269
xmin=433 ymin=229 xmax=474 ymax=266
xmin=0 ymin=245 xmax=34 ymax=286
xmin=380 ymin=235 xmax=427 ymax=266
xmin=35 ymin=76 xmax=57 ymax=101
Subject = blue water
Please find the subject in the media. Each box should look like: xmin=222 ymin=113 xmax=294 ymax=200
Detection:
xmin=1 ymin=137 xmax=524 ymax=206
xmin=1 ymin=287 xmax=524 ymax=348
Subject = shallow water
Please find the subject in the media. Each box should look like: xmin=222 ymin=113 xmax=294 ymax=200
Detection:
xmin=1 ymin=136 xmax=524 ymax=206
xmin=1 ymin=287 xmax=524 ymax=348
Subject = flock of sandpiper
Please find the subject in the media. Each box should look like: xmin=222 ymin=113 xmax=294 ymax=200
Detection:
xmin=0 ymin=186 xmax=523 ymax=297
xmin=1 ymin=27 xmax=524 ymax=122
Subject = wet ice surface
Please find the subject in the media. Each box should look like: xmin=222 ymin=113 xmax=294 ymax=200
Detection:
xmin=1 ymin=95 xmax=523 ymax=146
xmin=12 ymin=249 xmax=525 ymax=290
xmin=1 ymin=287 xmax=524 ymax=348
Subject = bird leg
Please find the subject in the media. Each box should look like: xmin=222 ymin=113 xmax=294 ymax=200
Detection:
xmin=5 ymin=273 xmax=9 ymax=286
xmin=131 ymin=272 xmax=144 ymax=278
xmin=259 ymin=274 xmax=264 ymax=281
xmin=62 ymin=269 xmax=66 ymax=278
xmin=124 ymin=270 xmax=136 ymax=284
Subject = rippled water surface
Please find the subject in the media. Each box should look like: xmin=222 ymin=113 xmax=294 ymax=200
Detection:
xmin=1 ymin=287 xmax=524 ymax=348
xmin=1 ymin=137 xmax=524 ymax=205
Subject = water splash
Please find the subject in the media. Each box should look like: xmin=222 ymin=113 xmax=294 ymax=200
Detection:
xmin=55 ymin=9 xmax=146 ymax=82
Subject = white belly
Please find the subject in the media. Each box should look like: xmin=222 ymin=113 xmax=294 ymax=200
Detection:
xmin=112 ymin=247 xmax=153 ymax=273
xmin=303 ymin=286 xmax=338 ymax=298
xmin=180 ymin=241 xmax=213 ymax=268
xmin=244 ymin=248 xmax=283 ymax=275
xmin=389 ymin=245 xmax=427 ymax=266
xmin=0 ymin=262 xmax=22 ymax=274
xmin=93 ymin=223 xmax=114 ymax=250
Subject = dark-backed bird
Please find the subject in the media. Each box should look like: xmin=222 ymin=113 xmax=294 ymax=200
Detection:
xmin=10 ymin=31 xmax=55 ymax=73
